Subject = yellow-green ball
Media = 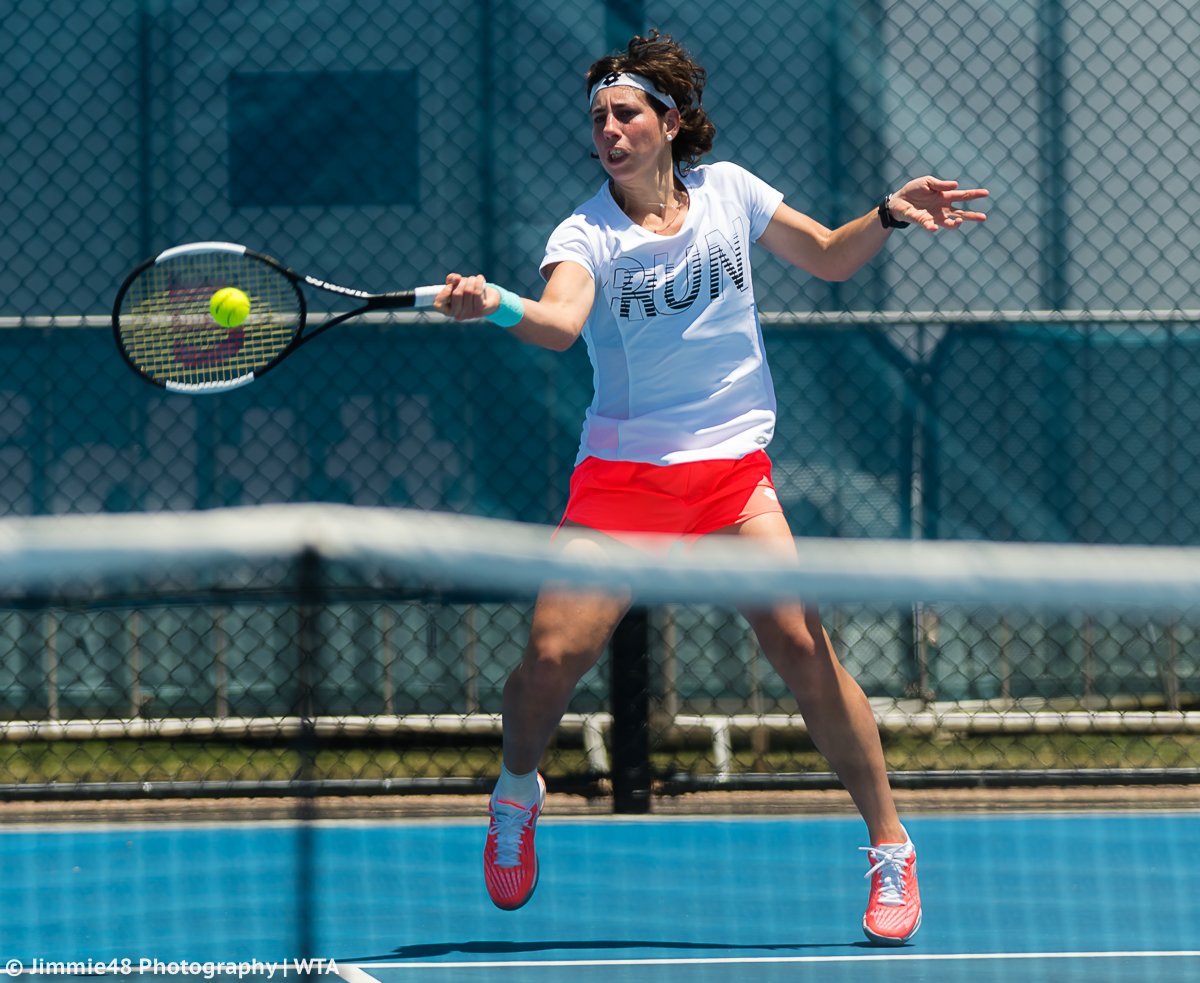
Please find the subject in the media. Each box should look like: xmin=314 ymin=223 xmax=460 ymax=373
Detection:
xmin=210 ymin=287 xmax=251 ymax=328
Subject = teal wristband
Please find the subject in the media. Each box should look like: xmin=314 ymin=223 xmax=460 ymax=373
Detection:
xmin=485 ymin=283 xmax=525 ymax=328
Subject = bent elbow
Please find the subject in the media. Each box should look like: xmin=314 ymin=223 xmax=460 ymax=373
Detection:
xmin=816 ymin=259 xmax=856 ymax=282
xmin=535 ymin=326 xmax=579 ymax=352
xmin=815 ymin=231 xmax=854 ymax=282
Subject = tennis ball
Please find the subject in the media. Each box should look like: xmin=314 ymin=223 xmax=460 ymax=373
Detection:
xmin=210 ymin=287 xmax=251 ymax=328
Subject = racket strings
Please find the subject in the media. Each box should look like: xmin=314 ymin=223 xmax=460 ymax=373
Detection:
xmin=117 ymin=253 xmax=301 ymax=387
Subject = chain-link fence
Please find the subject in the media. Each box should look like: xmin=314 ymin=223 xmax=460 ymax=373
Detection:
xmin=1 ymin=0 xmax=1199 ymax=801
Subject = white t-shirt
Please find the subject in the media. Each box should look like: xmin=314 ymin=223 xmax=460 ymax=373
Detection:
xmin=541 ymin=161 xmax=785 ymax=466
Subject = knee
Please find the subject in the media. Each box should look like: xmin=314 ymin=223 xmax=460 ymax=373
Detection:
xmin=753 ymin=608 xmax=829 ymax=666
xmin=774 ymin=626 xmax=822 ymax=665
xmin=517 ymin=628 xmax=604 ymax=694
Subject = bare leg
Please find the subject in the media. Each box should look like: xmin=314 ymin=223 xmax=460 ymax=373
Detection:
xmin=714 ymin=512 xmax=904 ymax=844
xmin=502 ymin=524 xmax=630 ymax=774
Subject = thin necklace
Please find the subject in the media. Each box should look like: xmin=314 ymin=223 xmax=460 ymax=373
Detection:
xmin=613 ymin=184 xmax=688 ymax=219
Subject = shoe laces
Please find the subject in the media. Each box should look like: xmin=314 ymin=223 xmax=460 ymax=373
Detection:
xmin=489 ymin=800 xmax=536 ymax=868
xmin=860 ymin=842 xmax=913 ymax=906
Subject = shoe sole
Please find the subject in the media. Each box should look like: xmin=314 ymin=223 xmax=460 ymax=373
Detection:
xmin=862 ymin=909 xmax=921 ymax=946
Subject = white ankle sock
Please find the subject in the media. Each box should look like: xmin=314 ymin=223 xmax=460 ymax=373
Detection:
xmin=493 ymin=764 xmax=539 ymax=806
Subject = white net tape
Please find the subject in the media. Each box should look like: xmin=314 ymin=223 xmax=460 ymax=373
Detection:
xmin=1 ymin=503 xmax=1198 ymax=611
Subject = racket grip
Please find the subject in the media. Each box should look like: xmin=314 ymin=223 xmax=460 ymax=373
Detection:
xmin=412 ymin=285 xmax=444 ymax=308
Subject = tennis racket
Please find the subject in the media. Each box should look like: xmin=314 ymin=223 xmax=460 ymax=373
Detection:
xmin=112 ymin=241 xmax=444 ymax=393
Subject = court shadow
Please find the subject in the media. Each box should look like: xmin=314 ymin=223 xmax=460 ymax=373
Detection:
xmin=344 ymin=938 xmax=862 ymax=961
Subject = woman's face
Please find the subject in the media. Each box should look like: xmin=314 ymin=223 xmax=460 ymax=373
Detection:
xmin=590 ymin=87 xmax=674 ymax=181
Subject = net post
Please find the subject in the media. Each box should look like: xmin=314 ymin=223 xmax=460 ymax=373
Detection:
xmin=610 ymin=606 xmax=652 ymax=814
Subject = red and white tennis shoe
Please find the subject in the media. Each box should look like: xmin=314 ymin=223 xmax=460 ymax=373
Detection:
xmin=861 ymin=837 xmax=922 ymax=945
xmin=483 ymin=773 xmax=546 ymax=910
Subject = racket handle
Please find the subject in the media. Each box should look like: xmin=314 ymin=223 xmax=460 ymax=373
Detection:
xmin=412 ymin=285 xmax=443 ymax=308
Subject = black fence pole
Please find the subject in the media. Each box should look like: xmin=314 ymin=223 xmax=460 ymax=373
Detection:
xmin=294 ymin=546 xmax=321 ymax=979
xmin=610 ymin=606 xmax=652 ymax=814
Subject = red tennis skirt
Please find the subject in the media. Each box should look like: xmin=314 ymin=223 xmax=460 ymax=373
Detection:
xmin=558 ymin=449 xmax=782 ymax=542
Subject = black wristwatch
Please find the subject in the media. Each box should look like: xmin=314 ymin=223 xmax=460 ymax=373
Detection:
xmin=878 ymin=193 xmax=910 ymax=229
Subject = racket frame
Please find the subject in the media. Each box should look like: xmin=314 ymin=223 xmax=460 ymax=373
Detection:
xmin=112 ymin=241 xmax=442 ymax=393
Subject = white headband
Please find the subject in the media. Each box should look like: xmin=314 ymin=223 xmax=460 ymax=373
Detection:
xmin=588 ymin=71 xmax=678 ymax=112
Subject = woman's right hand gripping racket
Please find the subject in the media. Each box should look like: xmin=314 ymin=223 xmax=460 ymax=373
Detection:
xmin=112 ymin=241 xmax=445 ymax=393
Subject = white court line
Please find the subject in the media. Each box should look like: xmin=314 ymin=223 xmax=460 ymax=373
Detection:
xmin=336 ymin=964 xmax=385 ymax=983
xmin=347 ymin=950 xmax=1200 ymax=971
xmin=18 ymin=954 xmax=1193 ymax=977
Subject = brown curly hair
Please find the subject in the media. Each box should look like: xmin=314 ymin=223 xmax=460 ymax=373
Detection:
xmin=586 ymin=31 xmax=716 ymax=170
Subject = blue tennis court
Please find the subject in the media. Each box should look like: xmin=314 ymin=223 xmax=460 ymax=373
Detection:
xmin=3 ymin=810 xmax=1197 ymax=982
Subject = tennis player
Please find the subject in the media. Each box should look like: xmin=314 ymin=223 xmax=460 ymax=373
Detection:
xmin=435 ymin=30 xmax=987 ymax=945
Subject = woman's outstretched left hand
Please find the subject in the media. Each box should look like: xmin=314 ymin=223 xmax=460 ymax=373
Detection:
xmin=888 ymin=177 xmax=989 ymax=231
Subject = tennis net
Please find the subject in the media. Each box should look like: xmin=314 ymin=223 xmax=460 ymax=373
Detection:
xmin=0 ymin=503 xmax=1197 ymax=806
